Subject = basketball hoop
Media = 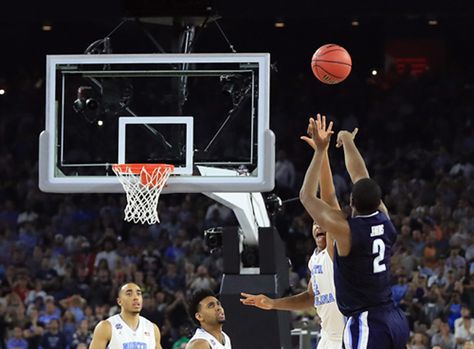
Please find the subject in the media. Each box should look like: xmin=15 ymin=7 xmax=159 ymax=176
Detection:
xmin=112 ymin=164 xmax=174 ymax=224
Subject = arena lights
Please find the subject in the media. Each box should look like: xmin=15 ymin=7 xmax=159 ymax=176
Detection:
xmin=274 ymin=21 xmax=285 ymax=28
xmin=42 ymin=24 xmax=53 ymax=31
xmin=428 ymin=19 xmax=438 ymax=26
xmin=97 ymin=120 xmax=104 ymax=127
xmin=351 ymin=20 xmax=360 ymax=27
xmin=371 ymin=69 xmax=378 ymax=76
xmin=0 ymin=89 xmax=5 ymax=95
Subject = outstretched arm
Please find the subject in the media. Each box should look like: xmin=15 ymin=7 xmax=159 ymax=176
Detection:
xmin=299 ymin=116 xmax=350 ymax=249
xmin=336 ymin=130 xmax=389 ymax=216
xmin=240 ymin=280 xmax=315 ymax=311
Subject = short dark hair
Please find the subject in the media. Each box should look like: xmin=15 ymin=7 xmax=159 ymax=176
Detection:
xmin=117 ymin=282 xmax=142 ymax=297
xmin=188 ymin=289 xmax=217 ymax=326
xmin=351 ymin=178 xmax=382 ymax=214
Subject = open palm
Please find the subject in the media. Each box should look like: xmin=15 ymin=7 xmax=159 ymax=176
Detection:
xmin=301 ymin=114 xmax=333 ymax=150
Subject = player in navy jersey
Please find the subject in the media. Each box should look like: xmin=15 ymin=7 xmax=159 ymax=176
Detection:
xmin=299 ymin=115 xmax=409 ymax=349
xmin=240 ymin=122 xmax=345 ymax=348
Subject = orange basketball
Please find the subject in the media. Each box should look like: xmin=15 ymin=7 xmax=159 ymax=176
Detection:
xmin=311 ymin=44 xmax=352 ymax=84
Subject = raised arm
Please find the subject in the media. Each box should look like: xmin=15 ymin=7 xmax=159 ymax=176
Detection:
xmin=336 ymin=130 xmax=389 ymax=216
xmin=302 ymin=123 xmax=340 ymax=260
xmin=320 ymin=152 xmax=340 ymax=260
xmin=300 ymin=120 xmax=341 ymax=209
xmin=299 ymin=115 xmax=350 ymax=249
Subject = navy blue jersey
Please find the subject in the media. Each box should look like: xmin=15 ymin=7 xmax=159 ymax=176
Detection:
xmin=334 ymin=211 xmax=397 ymax=316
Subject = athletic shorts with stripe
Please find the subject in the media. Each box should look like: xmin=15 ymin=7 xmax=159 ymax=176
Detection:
xmin=342 ymin=304 xmax=409 ymax=349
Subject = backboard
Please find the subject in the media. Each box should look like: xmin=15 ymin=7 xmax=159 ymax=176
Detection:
xmin=39 ymin=53 xmax=274 ymax=193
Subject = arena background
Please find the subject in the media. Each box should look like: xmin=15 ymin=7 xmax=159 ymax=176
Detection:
xmin=0 ymin=1 xmax=473 ymax=349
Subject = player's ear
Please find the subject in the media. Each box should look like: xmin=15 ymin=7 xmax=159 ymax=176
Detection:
xmin=117 ymin=297 xmax=122 ymax=307
xmin=195 ymin=312 xmax=203 ymax=323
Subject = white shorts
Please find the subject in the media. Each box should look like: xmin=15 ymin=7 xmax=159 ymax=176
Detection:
xmin=317 ymin=336 xmax=342 ymax=349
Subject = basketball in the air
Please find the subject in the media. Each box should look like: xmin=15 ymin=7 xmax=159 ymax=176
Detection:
xmin=311 ymin=44 xmax=352 ymax=84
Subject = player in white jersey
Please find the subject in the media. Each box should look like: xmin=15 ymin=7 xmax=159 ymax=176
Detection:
xmin=89 ymin=283 xmax=163 ymax=349
xmin=186 ymin=289 xmax=232 ymax=349
xmin=240 ymin=118 xmax=345 ymax=349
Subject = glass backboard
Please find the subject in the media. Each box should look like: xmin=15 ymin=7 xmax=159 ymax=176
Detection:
xmin=39 ymin=53 xmax=274 ymax=193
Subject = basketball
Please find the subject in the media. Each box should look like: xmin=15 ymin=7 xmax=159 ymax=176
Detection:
xmin=311 ymin=44 xmax=352 ymax=84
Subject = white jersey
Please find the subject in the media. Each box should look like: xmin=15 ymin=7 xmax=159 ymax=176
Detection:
xmin=188 ymin=327 xmax=232 ymax=349
xmin=308 ymin=248 xmax=345 ymax=341
xmin=107 ymin=314 xmax=156 ymax=349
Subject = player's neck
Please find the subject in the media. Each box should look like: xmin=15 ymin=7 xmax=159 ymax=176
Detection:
xmin=202 ymin=324 xmax=224 ymax=344
xmin=120 ymin=311 xmax=140 ymax=330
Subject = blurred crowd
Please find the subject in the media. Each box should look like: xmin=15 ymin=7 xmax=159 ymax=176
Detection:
xmin=0 ymin=59 xmax=474 ymax=349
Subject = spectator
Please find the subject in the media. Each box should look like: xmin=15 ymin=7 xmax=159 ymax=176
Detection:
xmin=275 ymin=149 xmax=296 ymax=194
xmin=38 ymin=296 xmax=60 ymax=326
xmin=6 ymin=326 xmax=28 ymax=349
xmin=24 ymin=280 xmax=47 ymax=308
xmin=455 ymin=305 xmax=474 ymax=349
xmin=446 ymin=247 xmax=467 ymax=271
xmin=188 ymin=265 xmax=216 ymax=292
xmin=94 ymin=236 xmax=119 ymax=271
xmin=62 ymin=310 xmax=76 ymax=345
xmin=35 ymin=259 xmax=59 ymax=294
xmin=409 ymin=332 xmax=428 ymax=349
xmin=431 ymin=321 xmax=456 ymax=349
xmin=70 ymin=319 xmax=92 ymax=349
xmin=420 ymin=286 xmax=444 ymax=325
xmin=160 ymin=263 xmax=185 ymax=293
xmin=59 ymin=295 xmax=86 ymax=323
xmin=39 ymin=319 xmax=68 ymax=349
xmin=23 ymin=308 xmax=44 ymax=349
xmin=392 ymin=272 xmax=409 ymax=306
xmin=88 ymin=269 xmax=113 ymax=306
xmin=447 ymin=292 xmax=463 ymax=330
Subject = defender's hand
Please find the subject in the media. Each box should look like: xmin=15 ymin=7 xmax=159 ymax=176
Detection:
xmin=240 ymin=292 xmax=274 ymax=310
xmin=300 ymin=114 xmax=334 ymax=151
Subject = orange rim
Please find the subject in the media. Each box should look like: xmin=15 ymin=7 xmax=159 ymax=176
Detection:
xmin=112 ymin=163 xmax=175 ymax=174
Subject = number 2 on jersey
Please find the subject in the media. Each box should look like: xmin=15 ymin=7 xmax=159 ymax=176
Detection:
xmin=372 ymin=239 xmax=387 ymax=273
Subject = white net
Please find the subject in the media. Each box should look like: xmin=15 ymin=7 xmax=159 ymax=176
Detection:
xmin=112 ymin=164 xmax=173 ymax=224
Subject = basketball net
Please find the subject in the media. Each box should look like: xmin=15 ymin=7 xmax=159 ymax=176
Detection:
xmin=112 ymin=164 xmax=174 ymax=224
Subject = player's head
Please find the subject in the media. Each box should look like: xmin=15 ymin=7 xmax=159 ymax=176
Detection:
xmin=312 ymin=222 xmax=327 ymax=250
xmin=350 ymin=178 xmax=381 ymax=215
xmin=117 ymin=283 xmax=143 ymax=314
xmin=189 ymin=289 xmax=225 ymax=328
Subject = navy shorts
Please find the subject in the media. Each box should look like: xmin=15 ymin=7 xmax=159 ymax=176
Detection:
xmin=343 ymin=304 xmax=409 ymax=349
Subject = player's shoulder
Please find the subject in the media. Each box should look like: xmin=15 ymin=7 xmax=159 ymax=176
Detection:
xmin=96 ymin=319 xmax=112 ymax=329
xmin=93 ymin=319 xmax=112 ymax=337
xmin=186 ymin=338 xmax=211 ymax=349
